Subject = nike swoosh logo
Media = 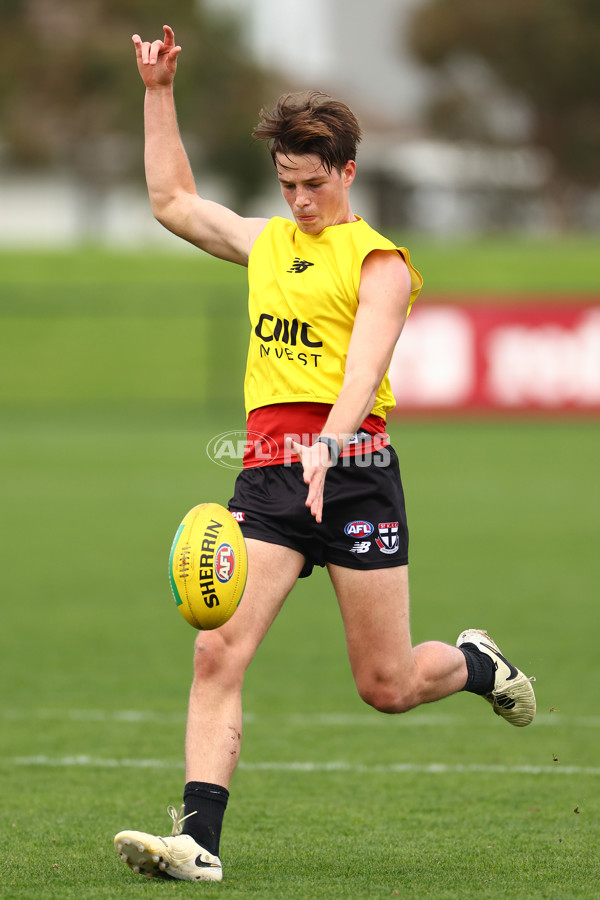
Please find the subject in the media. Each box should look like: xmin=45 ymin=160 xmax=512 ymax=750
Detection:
xmin=194 ymin=856 xmax=220 ymax=868
xmin=481 ymin=641 xmax=519 ymax=681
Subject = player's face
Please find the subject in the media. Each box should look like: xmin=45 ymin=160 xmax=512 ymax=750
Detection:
xmin=275 ymin=152 xmax=356 ymax=234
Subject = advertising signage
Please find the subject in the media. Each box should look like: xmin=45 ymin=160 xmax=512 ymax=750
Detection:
xmin=390 ymin=300 xmax=600 ymax=415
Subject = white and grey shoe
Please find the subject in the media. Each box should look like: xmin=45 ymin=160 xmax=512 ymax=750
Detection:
xmin=457 ymin=628 xmax=536 ymax=727
xmin=114 ymin=805 xmax=222 ymax=882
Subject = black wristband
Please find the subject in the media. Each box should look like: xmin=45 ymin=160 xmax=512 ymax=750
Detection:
xmin=314 ymin=436 xmax=340 ymax=465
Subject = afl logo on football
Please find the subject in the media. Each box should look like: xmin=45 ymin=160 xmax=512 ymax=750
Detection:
xmin=215 ymin=543 xmax=235 ymax=583
xmin=344 ymin=520 xmax=374 ymax=538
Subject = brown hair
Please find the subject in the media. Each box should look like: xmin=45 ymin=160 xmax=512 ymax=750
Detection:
xmin=252 ymin=91 xmax=362 ymax=172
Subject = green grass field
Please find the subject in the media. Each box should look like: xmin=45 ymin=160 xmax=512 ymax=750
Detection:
xmin=1 ymin=242 xmax=599 ymax=899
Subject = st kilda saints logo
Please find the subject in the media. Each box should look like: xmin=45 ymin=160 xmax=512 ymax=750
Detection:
xmin=375 ymin=521 xmax=400 ymax=554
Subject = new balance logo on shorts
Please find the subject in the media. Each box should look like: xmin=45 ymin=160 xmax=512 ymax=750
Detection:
xmin=375 ymin=521 xmax=399 ymax=554
xmin=350 ymin=541 xmax=371 ymax=554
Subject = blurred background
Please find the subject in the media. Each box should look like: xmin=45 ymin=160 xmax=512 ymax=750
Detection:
xmin=1 ymin=0 xmax=598 ymax=416
xmin=1 ymin=0 xmax=600 ymax=243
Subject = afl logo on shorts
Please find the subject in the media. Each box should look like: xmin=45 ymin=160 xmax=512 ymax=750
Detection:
xmin=344 ymin=520 xmax=374 ymax=538
xmin=215 ymin=543 xmax=235 ymax=583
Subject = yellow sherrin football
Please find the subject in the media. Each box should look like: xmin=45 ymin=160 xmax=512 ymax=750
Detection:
xmin=169 ymin=503 xmax=247 ymax=630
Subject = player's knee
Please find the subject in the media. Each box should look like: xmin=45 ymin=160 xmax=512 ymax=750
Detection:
xmin=192 ymin=630 xmax=229 ymax=681
xmin=356 ymin=674 xmax=420 ymax=714
xmin=191 ymin=629 xmax=250 ymax=686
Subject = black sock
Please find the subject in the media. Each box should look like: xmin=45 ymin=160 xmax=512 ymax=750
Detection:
xmin=459 ymin=643 xmax=496 ymax=695
xmin=182 ymin=781 xmax=230 ymax=857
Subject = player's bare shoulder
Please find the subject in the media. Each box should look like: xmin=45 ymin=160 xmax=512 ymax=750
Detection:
xmin=359 ymin=248 xmax=412 ymax=307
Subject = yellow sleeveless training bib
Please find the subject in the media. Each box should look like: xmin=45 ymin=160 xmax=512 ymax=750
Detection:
xmin=244 ymin=216 xmax=422 ymax=418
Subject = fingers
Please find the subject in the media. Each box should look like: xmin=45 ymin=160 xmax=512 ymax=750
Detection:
xmin=132 ymin=25 xmax=180 ymax=66
xmin=305 ymin=479 xmax=324 ymax=524
xmin=163 ymin=25 xmax=182 ymax=62
xmin=149 ymin=38 xmax=165 ymax=64
xmin=131 ymin=35 xmax=158 ymax=65
xmin=285 ymin=437 xmax=302 ymax=462
xmin=283 ymin=437 xmax=327 ymax=522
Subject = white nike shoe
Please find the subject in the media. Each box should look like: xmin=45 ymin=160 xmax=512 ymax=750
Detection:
xmin=114 ymin=805 xmax=222 ymax=882
xmin=457 ymin=629 xmax=536 ymax=727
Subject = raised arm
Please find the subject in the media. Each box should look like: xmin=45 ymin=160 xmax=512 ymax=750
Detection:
xmin=132 ymin=25 xmax=268 ymax=265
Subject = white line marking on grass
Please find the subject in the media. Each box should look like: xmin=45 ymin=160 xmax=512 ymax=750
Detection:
xmin=239 ymin=761 xmax=600 ymax=776
xmin=3 ymin=709 xmax=598 ymax=727
xmin=2 ymin=709 xmax=187 ymax=724
xmin=9 ymin=756 xmax=600 ymax=777
xmin=2 ymin=708 xmax=257 ymax=724
xmin=13 ymin=755 xmax=178 ymax=769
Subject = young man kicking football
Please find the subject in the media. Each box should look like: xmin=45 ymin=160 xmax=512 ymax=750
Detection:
xmin=115 ymin=24 xmax=536 ymax=883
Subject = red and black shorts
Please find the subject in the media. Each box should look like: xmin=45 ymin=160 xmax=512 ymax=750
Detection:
xmin=228 ymin=445 xmax=408 ymax=578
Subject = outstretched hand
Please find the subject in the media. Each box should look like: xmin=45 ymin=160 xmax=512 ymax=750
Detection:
xmin=285 ymin=438 xmax=333 ymax=524
xmin=132 ymin=25 xmax=181 ymax=88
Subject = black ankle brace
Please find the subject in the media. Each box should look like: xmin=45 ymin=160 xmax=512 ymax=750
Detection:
xmin=182 ymin=781 xmax=230 ymax=857
xmin=459 ymin=643 xmax=495 ymax=695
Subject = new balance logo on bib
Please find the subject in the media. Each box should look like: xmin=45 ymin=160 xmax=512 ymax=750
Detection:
xmin=287 ymin=257 xmax=314 ymax=274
